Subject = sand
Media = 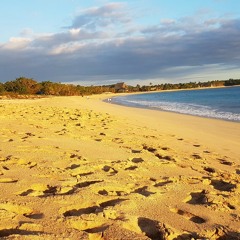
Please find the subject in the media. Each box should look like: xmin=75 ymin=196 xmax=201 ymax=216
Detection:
xmin=0 ymin=95 xmax=239 ymax=239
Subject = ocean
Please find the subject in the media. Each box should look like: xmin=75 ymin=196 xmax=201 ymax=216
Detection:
xmin=111 ymin=86 xmax=240 ymax=122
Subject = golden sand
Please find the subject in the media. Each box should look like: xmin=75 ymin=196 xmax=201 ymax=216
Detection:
xmin=0 ymin=95 xmax=239 ymax=239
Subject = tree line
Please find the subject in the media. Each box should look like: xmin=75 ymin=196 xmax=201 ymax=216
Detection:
xmin=130 ymin=79 xmax=240 ymax=92
xmin=0 ymin=77 xmax=115 ymax=96
xmin=0 ymin=77 xmax=239 ymax=96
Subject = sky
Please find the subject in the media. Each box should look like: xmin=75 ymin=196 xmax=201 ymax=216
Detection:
xmin=0 ymin=0 xmax=240 ymax=86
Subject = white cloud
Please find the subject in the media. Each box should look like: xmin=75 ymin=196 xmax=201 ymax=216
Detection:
xmin=69 ymin=28 xmax=81 ymax=35
xmin=49 ymin=42 xmax=86 ymax=55
xmin=2 ymin=37 xmax=32 ymax=50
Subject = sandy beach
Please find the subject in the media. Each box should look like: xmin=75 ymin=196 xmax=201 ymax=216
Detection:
xmin=0 ymin=95 xmax=239 ymax=239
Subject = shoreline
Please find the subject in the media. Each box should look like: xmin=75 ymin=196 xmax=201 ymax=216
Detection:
xmin=87 ymin=94 xmax=240 ymax=159
xmin=106 ymin=97 xmax=240 ymax=124
xmin=0 ymin=95 xmax=239 ymax=239
xmin=104 ymin=85 xmax=240 ymax=123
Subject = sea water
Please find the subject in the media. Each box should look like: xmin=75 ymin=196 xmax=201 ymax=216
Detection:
xmin=111 ymin=86 xmax=240 ymax=122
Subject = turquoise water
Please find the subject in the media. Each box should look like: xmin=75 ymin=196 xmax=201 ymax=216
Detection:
xmin=111 ymin=86 xmax=240 ymax=122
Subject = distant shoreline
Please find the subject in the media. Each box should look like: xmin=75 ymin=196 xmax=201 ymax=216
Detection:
xmin=112 ymin=84 xmax=240 ymax=97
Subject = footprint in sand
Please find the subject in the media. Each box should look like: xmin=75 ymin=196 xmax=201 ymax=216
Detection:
xmin=95 ymin=138 xmax=102 ymax=142
xmin=58 ymin=179 xmax=102 ymax=195
xmin=62 ymin=198 xmax=127 ymax=218
xmin=154 ymin=180 xmax=173 ymax=188
xmin=155 ymin=154 xmax=175 ymax=162
xmin=2 ymin=166 xmax=9 ymax=170
xmin=131 ymin=149 xmax=142 ymax=154
xmin=170 ymin=208 xmax=206 ymax=224
xmin=73 ymin=180 xmax=103 ymax=191
xmin=177 ymin=138 xmax=184 ymax=141
xmin=65 ymin=199 xmax=147 ymax=238
xmin=125 ymin=166 xmax=138 ymax=171
xmin=77 ymin=172 xmax=94 ymax=177
xmin=18 ymin=184 xmax=58 ymax=197
xmin=210 ymin=179 xmax=236 ymax=192
xmin=137 ymin=217 xmax=166 ymax=240
xmin=65 ymin=163 xmax=80 ymax=170
xmin=0 ymin=228 xmax=44 ymax=238
xmin=95 ymin=184 xmax=130 ymax=197
xmin=23 ymin=211 xmax=44 ymax=219
xmin=102 ymin=165 xmax=118 ymax=175
xmin=99 ymin=189 xmax=127 ymax=197
xmin=193 ymin=144 xmax=201 ymax=147
xmin=63 ymin=205 xmax=100 ymax=217
xmin=133 ymin=186 xmax=155 ymax=197
xmin=69 ymin=153 xmax=82 ymax=160
xmin=142 ymin=144 xmax=157 ymax=153
xmin=99 ymin=198 xmax=128 ymax=208
xmin=67 ymin=216 xmax=108 ymax=236
xmin=204 ymin=166 xmax=216 ymax=174
xmin=131 ymin=158 xmax=144 ymax=164
xmin=98 ymin=189 xmax=109 ymax=196
xmin=184 ymin=190 xmax=209 ymax=205
xmin=191 ymin=154 xmax=202 ymax=160
xmin=161 ymin=147 xmax=170 ymax=151
xmin=218 ymin=158 xmax=234 ymax=166
xmin=203 ymin=150 xmax=211 ymax=154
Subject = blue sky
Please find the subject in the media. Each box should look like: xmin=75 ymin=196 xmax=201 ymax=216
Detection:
xmin=0 ymin=0 xmax=240 ymax=85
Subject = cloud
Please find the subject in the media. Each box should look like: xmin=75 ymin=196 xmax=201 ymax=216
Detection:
xmin=0 ymin=3 xmax=240 ymax=85
xmin=1 ymin=37 xmax=32 ymax=50
xmin=68 ymin=2 xmax=130 ymax=30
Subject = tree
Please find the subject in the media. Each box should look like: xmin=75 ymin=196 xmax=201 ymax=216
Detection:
xmin=224 ymin=79 xmax=240 ymax=86
xmin=0 ymin=83 xmax=5 ymax=94
xmin=4 ymin=77 xmax=40 ymax=94
xmin=39 ymin=81 xmax=60 ymax=95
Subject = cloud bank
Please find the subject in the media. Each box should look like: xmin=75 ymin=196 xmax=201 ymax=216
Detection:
xmin=0 ymin=2 xmax=240 ymax=85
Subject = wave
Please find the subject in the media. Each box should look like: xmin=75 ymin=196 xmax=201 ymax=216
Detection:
xmin=112 ymin=98 xmax=240 ymax=122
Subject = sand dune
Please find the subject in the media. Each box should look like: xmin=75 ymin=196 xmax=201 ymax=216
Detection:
xmin=0 ymin=96 xmax=239 ymax=239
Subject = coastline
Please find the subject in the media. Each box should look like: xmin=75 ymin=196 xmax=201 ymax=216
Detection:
xmin=84 ymin=94 xmax=240 ymax=159
xmin=0 ymin=95 xmax=239 ymax=239
xmin=107 ymin=85 xmax=240 ymax=123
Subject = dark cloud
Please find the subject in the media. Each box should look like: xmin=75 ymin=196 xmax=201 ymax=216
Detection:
xmin=0 ymin=4 xmax=240 ymax=85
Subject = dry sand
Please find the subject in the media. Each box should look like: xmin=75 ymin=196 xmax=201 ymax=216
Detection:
xmin=0 ymin=95 xmax=239 ymax=239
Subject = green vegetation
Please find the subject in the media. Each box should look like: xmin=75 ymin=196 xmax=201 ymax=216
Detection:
xmin=0 ymin=77 xmax=115 ymax=96
xmin=224 ymin=78 xmax=240 ymax=86
xmin=4 ymin=77 xmax=41 ymax=94
xmin=0 ymin=77 xmax=239 ymax=97
xmin=129 ymin=79 xmax=239 ymax=92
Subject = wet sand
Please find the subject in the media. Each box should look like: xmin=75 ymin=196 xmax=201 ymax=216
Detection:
xmin=0 ymin=95 xmax=239 ymax=239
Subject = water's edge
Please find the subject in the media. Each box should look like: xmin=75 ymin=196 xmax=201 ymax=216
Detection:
xmin=105 ymin=88 xmax=240 ymax=123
